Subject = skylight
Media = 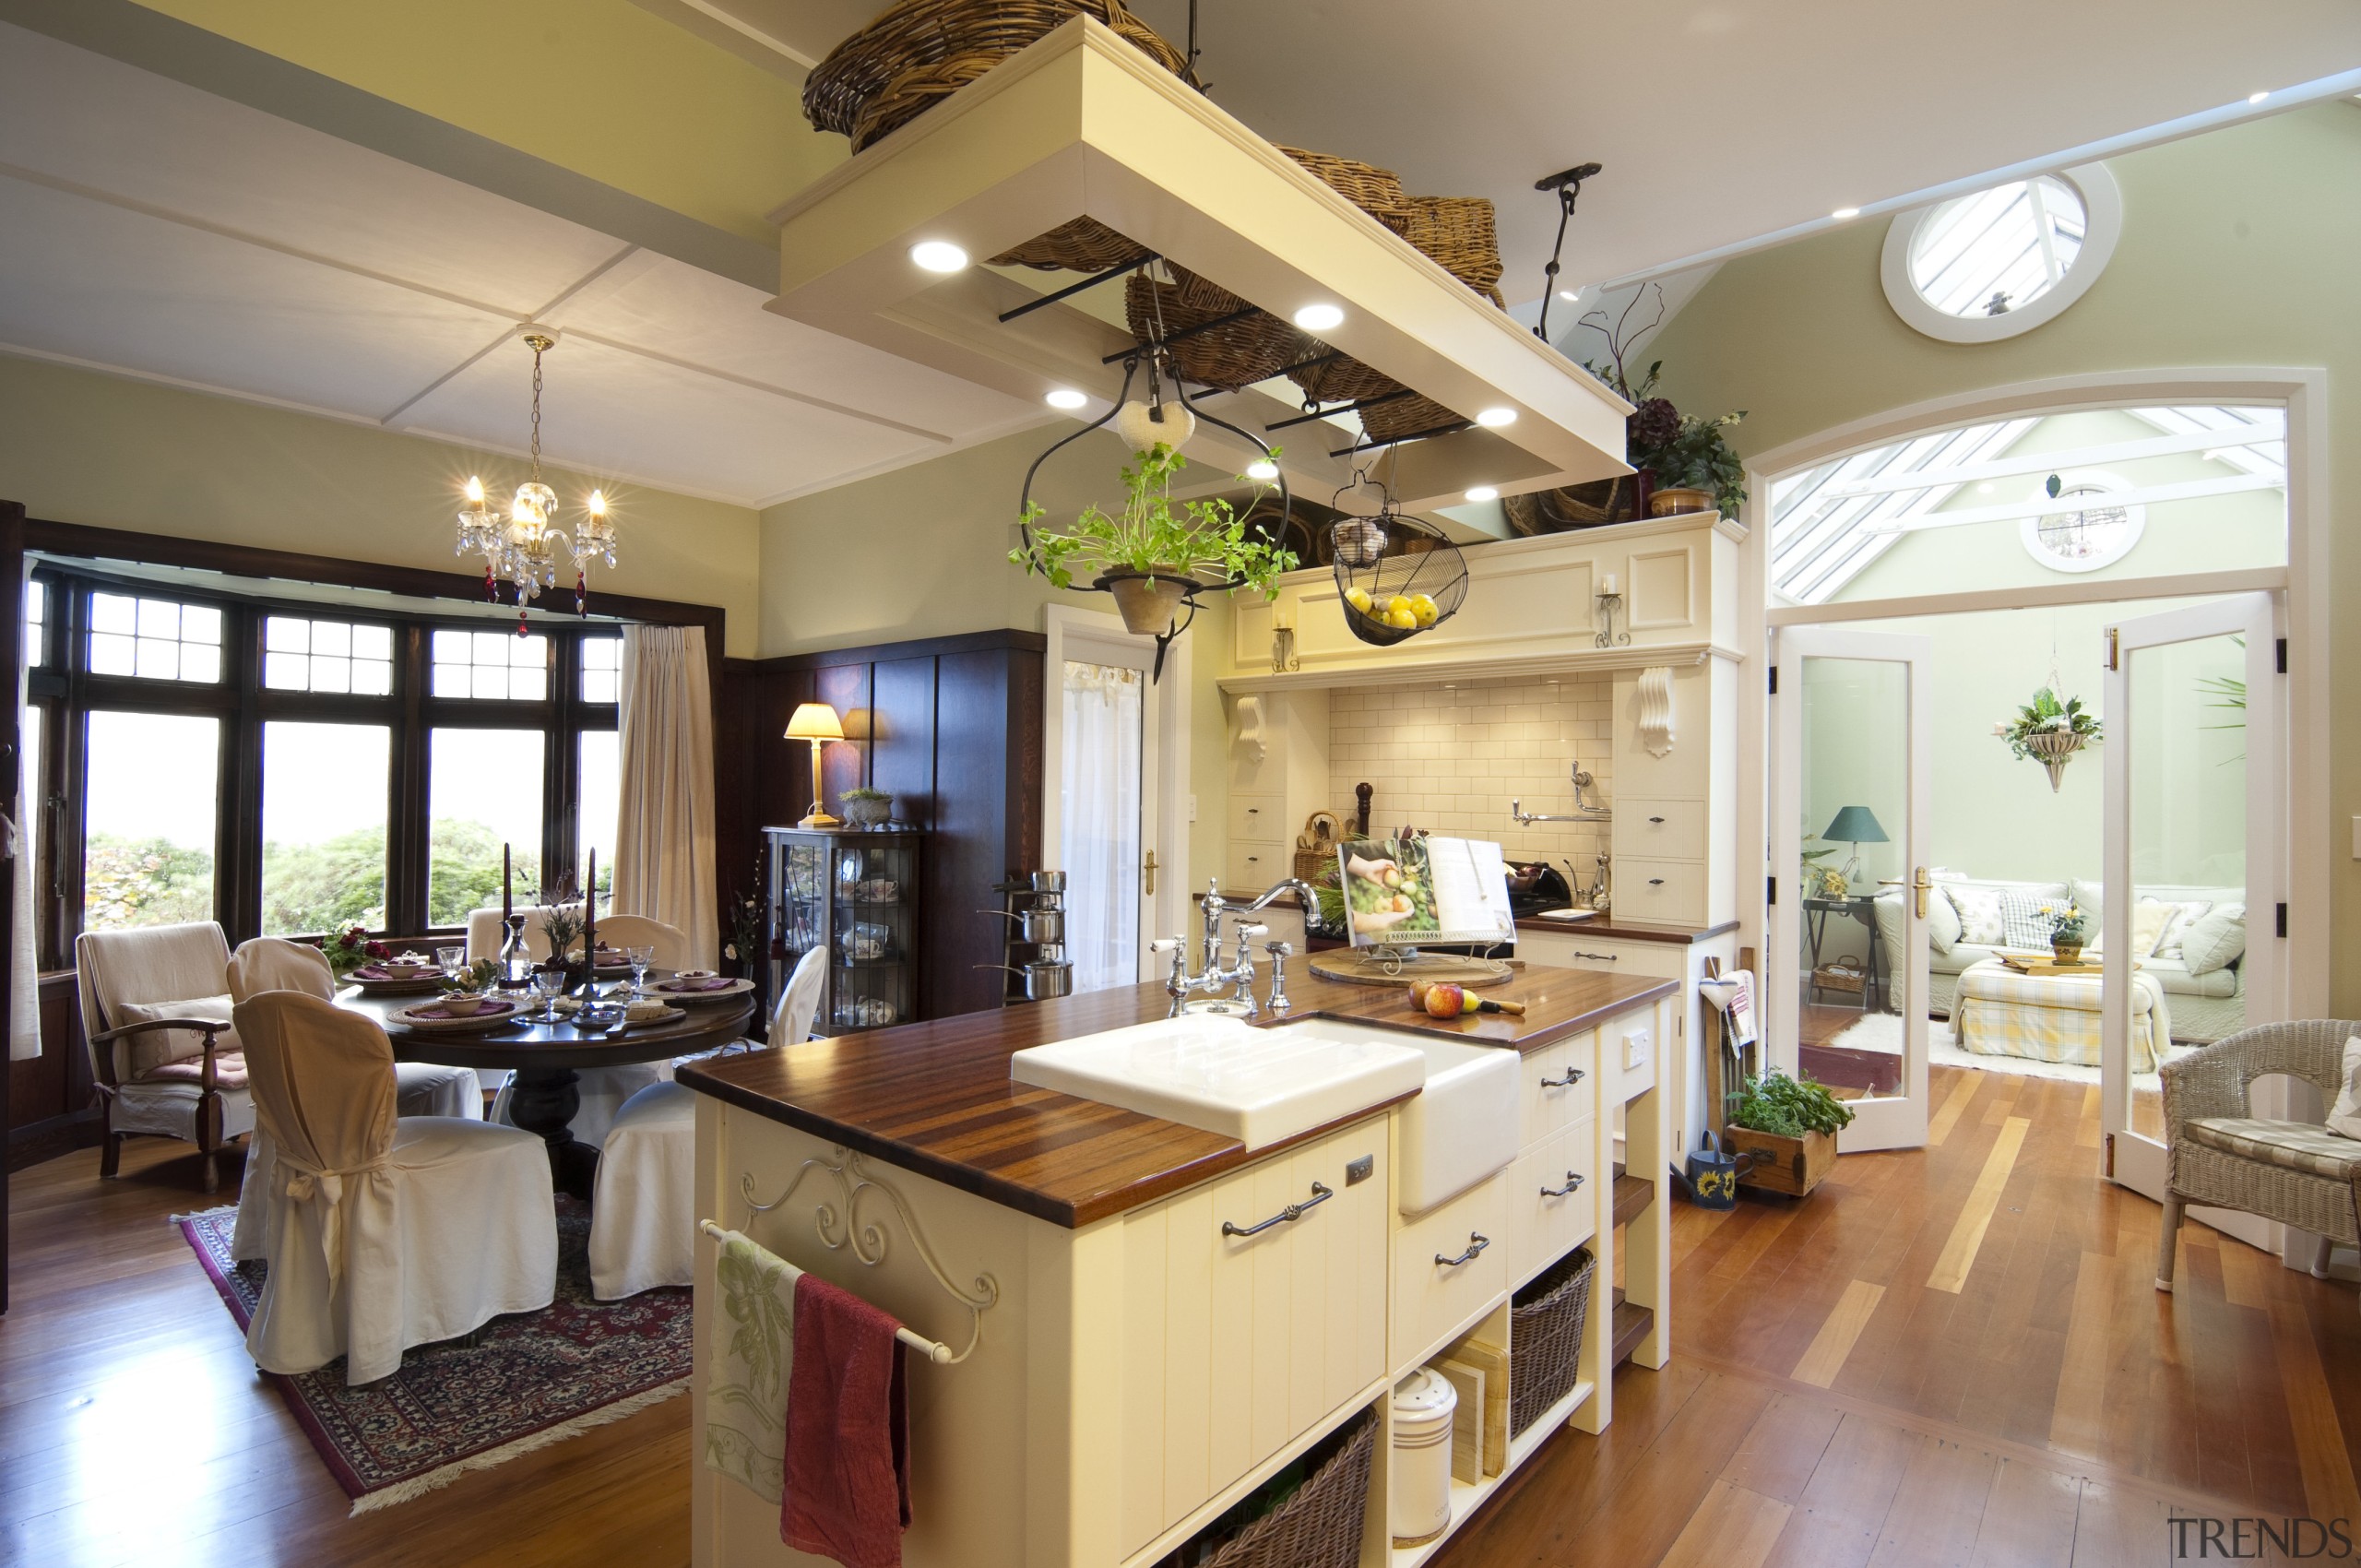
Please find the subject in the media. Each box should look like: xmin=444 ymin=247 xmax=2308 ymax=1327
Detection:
xmin=1770 ymin=405 xmax=2286 ymax=603
xmin=1907 ymin=176 xmax=2086 ymax=318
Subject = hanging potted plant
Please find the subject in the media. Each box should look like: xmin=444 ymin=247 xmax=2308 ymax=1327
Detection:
xmin=1995 ymin=686 xmax=2103 ymax=791
xmin=1012 ymin=442 xmax=1293 ymax=636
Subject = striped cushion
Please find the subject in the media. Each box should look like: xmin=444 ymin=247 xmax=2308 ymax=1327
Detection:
xmin=2184 ymin=1117 xmax=2361 ymax=1182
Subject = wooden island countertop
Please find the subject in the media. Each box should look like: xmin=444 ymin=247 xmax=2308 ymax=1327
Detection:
xmin=678 ymin=960 xmax=1674 ymax=1229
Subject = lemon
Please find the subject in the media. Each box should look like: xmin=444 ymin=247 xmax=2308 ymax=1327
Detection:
xmin=1345 ymin=586 xmax=1373 ymax=613
xmin=1387 ymin=607 xmax=1418 ymax=628
xmin=1408 ymin=593 xmax=1438 ymax=626
xmin=1385 ymin=594 xmax=1413 ymax=617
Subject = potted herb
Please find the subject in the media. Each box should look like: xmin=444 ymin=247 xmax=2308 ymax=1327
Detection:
xmin=841 ymin=786 xmax=895 ymax=828
xmin=1724 ymin=1069 xmax=1854 ymax=1197
xmin=2043 ymin=901 xmax=2091 ymax=964
xmin=439 ymin=956 xmax=503 ymax=1016
xmin=1012 ymin=443 xmax=1293 ymax=636
xmin=1994 ymin=686 xmax=2102 ymax=791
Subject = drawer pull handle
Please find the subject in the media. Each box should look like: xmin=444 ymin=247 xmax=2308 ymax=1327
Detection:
xmin=1222 ymin=1182 xmax=1333 ymax=1239
xmin=1647 ymin=878 xmax=1666 ymax=886
xmin=1572 ymin=950 xmax=1618 ymax=962
xmin=1435 ymin=1233 xmax=1491 ymax=1269
xmin=1540 ymin=1066 xmax=1585 ymax=1089
xmin=1647 ymin=815 xmax=1666 ymax=825
xmin=1540 ymin=1172 xmax=1585 ymax=1199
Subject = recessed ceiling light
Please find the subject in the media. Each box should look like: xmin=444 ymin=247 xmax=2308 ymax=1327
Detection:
xmin=2248 ymin=89 xmax=2272 ymax=104
xmin=1044 ymin=387 xmax=1087 ymax=410
xmin=909 ymin=240 xmax=968 ymax=273
xmin=1976 ymin=481 xmax=1995 ymax=493
xmin=1246 ymin=458 xmax=1280 ymax=481
xmin=1475 ymin=407 xmax=1517 ymax=428
xmin=1292 ymin=303 xmax=1346 ymax=332
xmin=1558 ymin=291 xmax=1582 ymax=303
xmin=1465 ymin=485 xmax=1500 ymax=503
xmin=1831 ymin=207 xmax=1861 ymax=220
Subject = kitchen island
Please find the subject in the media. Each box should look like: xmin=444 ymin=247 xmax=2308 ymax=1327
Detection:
xmin=679 ymin=959 xmax=1674 ymax=1568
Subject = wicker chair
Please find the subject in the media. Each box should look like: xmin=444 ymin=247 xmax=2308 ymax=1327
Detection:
xmin=2154 ymin=1019 xmax=2361 ymax=1295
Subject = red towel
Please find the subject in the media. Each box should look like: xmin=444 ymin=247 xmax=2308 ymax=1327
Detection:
xmin=782 ymin=1272 xmax=911 ymax=1568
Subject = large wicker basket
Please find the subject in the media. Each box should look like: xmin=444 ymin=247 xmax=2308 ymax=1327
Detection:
xmin=1508 ymin=1245 xmax=1595 ymax=1436
xmin=1127 ymin=271 xmax=1309 ymax=391
xmin=1192 ymin=1408 xmax=1378 ymax=1568
xmin=1275 ymin=145 xmax=1412 ymax=228
xmin=1398 ymin=196 xmax=1505 ymax=304
xmin=991 ymin=217 xmax=1149 ymax=272
xmin=805 ymin=0 xmax=1190 ymax=152
xmin=1504 ymin=481 xmax=1637 ymax=533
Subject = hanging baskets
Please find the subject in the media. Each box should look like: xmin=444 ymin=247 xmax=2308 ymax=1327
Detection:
xmin=1329 ymin=509 xmax=1468 ymax=647
xmin=804 ymin=0 xmax=1191 ymax=152
xmin=1125 ymin=270 xmax=1308 ymax=392
xmin=2022 ymin=729 xmax=2088 ymax=792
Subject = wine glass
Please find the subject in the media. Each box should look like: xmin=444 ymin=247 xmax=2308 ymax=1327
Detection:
xmin=532 ymin=965 xmax=565 ymax=1023
xmin=626 ymin=944 xmax=655 ymax=1001
xmin=435 ymin=944 xmax=466 ymax=987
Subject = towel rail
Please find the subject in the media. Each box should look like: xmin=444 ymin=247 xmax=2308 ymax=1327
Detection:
xmin=698 ymin=1220 xmax=967 ymax=1365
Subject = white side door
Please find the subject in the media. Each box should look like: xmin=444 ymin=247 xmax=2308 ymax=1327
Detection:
xmin=1771 ymin=626 xmax=1933 ymax=1151
xmin=2101 ymin=592 xmax=2282 ymax=1231
xmin=1043 ymin=610 xmax=1164 ymax=991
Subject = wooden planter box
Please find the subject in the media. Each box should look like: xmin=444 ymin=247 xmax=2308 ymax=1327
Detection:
xmin=1723 ymin=1124 xmax=1836 ymax=1197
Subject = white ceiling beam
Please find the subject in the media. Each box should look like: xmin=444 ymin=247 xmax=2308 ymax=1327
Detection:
xmin=1863 ymin=473 xmax=2281 ymax=533
xmin=1824 ymin=426 xmax=2284 ymax=497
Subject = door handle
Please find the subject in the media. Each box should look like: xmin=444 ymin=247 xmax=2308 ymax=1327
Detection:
xmin=1143 ymin=849 xmax=1157 ymax=896
xmin=1913 ymin=866 xmax=1932 ymax=920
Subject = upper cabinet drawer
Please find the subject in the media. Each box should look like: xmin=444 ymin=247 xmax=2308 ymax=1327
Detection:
xmin=1227 ymin=793 xmax=1284 ymax=844
xmin=1226 ymin=839 xmax=1286 ymax=893
xmin=1613 ymin=859 xmax=1706 ymax=928
xmin=1613 ymin=798 xmax=1705 ymax=862
xmin=1519 ymin=1029 xmax=1597 ymax=1150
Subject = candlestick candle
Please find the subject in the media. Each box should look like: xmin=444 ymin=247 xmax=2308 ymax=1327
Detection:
xmin=503 ymin=843 xmax=513 ymax=923
xmin=582 ymin=849 xmax=597 ymax=995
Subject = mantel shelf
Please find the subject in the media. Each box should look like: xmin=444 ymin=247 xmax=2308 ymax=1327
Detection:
xmin=1219 ymin=640 xmax=1737 ymax=695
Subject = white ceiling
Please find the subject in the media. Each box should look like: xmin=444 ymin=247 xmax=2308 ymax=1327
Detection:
xmin=0 ymin=21 xmax=1040 ymax=510
xmin=693 ymin=0 xmax=2361 ymax=306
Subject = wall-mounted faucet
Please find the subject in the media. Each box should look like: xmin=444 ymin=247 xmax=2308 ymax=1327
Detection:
xmin=1511 ymin=758 xmax=1613 ymax=826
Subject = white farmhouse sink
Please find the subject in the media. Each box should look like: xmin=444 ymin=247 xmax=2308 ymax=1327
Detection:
xmin=1385 ymin=1033 xmax=1520 ymax=1215
xmin=1009 ymin=1014 xmax=1427 ymax=1151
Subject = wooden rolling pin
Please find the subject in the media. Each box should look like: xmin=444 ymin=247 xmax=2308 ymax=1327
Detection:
xmin=1409 ymin=980 xmax=1526 ymax=1018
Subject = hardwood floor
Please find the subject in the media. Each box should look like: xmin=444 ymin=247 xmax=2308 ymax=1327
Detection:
xmin=4 ymin=1063 xmax=2355 ymax=1567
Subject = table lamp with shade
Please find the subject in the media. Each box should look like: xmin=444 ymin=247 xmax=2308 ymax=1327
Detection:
xmin=1821 ymin=804 xmax=1888 ymax=885
xmin=786 ymin=702 xmax=845 ymax=828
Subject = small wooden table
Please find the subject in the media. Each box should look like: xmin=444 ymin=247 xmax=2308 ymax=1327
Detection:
xmin=342 ymin=978 xmax=755 ymax=1199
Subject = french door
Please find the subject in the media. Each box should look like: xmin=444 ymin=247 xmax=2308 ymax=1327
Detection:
xmin=2100 ymin=593 xmax=2282 ymax=1228
xmin=1045 ymin=613 xmax=1163 ymax=992
xmin=1771 ymin=626 xmax=1933 ymax=1151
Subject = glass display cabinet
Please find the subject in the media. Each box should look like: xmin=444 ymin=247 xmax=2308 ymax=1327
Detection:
xmin=765 ymin=826 xmax=922 ymax=1036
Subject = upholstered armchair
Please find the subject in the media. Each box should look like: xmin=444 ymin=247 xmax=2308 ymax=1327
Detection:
xmin=75 ymin=921 xmax=254 ymax=1191
xmin=2154 ymin=1019 xmax=2361 ymax=1295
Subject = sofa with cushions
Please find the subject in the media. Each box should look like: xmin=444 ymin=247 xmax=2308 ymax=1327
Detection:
xmin=1870 ymin=873 xmax=2248 ymax=1046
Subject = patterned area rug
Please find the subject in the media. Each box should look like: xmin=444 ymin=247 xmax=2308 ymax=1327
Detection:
xmin=177 ymin=1196 xmax=691 ymax=1514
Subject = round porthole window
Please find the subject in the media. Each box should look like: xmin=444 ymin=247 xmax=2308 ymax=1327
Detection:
xmin=1881 ymin=164 xmax=2121 ymax=343
xmin=2019 ymin=469 xmax=2143 ymax=574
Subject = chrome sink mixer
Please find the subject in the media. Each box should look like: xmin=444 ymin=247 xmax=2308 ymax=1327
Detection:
xmin=1156 ymin=877 xmax=1316 ymax=1017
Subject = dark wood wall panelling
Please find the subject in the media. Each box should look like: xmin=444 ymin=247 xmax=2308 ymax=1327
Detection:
xmin=721 ymin=630 xmax=1044 ymax=1023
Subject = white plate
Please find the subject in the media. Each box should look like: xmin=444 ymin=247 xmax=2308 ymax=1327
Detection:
xmin=1535 ymin=908 xmax=1596 ymax=921
xmin=651 ymin=976 xmax=755 ymax=1005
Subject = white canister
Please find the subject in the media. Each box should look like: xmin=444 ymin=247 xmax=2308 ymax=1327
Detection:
xmin=1391 ymin=1366 xmax=1458 ymax=1546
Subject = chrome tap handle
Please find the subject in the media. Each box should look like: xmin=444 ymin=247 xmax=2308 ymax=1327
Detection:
xmin=1151 ymin=936 xmax=1186 ymax=1000
xmin=1231 ymin=921 xmax=1268 ymax=967
xmin=1265 ymin=941 xmax=1294 ymax=1012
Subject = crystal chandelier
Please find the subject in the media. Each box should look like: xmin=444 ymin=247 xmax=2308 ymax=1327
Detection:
xmin=457 ymin=330 xmax=619 ymax=633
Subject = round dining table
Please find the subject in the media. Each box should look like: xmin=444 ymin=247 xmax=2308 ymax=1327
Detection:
xmin=339 ymin=974 xmax=756 ymax=1200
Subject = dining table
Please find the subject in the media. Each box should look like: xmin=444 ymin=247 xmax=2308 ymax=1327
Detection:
xmin=338 ymin=970 xmax=757 ymax=1200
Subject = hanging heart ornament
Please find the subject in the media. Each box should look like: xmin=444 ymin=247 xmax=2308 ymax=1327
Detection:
xmin=1114 ymin=398 xmax=1195 ymax=455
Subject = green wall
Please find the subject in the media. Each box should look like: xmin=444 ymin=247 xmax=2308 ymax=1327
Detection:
xmin=1647 ymin=102 xmax=2361 ymax=1005
xmin=0 ymin=353 xmax=764 ymax=654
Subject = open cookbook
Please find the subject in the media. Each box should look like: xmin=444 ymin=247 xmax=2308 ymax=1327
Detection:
xmin=1339 ymin=836 xmax=1516 ymax=948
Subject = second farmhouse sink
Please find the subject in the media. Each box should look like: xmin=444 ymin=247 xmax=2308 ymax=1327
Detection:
xmin=1385 ymin=1032 xmax=1520 ymax=1215
xmin=1009 ymin=1014 xmax=1427 ymax=1152
xmin=1009 ymin=1016 xmax=1521 ymax=1205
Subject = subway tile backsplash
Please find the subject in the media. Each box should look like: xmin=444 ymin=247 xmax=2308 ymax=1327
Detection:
xmin=1328 ymin=675 xmax=1615 ymax=873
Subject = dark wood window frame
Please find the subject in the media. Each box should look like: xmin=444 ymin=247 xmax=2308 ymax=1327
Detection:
xmin=20 ymin=519 xmax=726 ymax=967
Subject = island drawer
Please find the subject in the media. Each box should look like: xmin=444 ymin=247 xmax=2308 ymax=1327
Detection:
xmin=1117 ymin=1123 xmax=1389 ymax=1557
xmin=1508 ymin=1119 xmax=1598 ymax=1287
xmin=1518 ymin=1028 xmax=1597 ymax=1149
xmin=1391 ymin=1169 xmax=1508 ymax=1373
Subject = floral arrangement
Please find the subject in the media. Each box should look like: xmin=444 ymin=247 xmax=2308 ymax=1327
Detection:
xmin=536 ymin=873 xmax=587 ymax=956
xmin=2041 ymin=902 xmax=2090 ymax=946
xmin=724 ymin=876 xmax=765 ymax=968
xmin=1580 ymin=285 xmax=1749 ymax=518
xmin=442 ymin=957 xmax=502 ymax=996
xmin=1993 ymin=686 xmax=2103 ymax=758
xmin=1012 ymin=443 xmax=1294 ymax=595
xmin=324 ymin=924 xmax=390 ymax=975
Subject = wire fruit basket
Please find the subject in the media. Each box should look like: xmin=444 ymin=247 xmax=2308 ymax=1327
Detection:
xmin=1328 ymin=506 xmax=1467 ymax=647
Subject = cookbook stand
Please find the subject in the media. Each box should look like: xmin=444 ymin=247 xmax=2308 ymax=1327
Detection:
xmin=1307 ymin=946 xmax=1513 ymax=988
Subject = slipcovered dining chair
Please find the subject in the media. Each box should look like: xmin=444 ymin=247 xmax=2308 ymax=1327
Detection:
xmin=226 ymin=937 xmax=484 ymax=1262
xmin=587 ymin=945 xmax=828 ymax=1299
xmin=76 ymin=921 xmax=253 ymax=1192
xmin=2155 ymin=1019 xmax=2361 ymax=1301
xmin=235 ymin=991 xmax=554 ymax=1386
xmin=595 ymin=913 xmax=688 ymax=968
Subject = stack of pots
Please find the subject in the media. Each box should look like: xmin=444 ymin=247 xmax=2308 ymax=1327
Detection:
xmin=990 ymin=871 xmax=1074 ymax=1002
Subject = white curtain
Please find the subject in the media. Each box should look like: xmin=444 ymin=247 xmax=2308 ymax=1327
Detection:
xmin=9 ymin=552 xmax=36 ymax=1062
xmin=612 ymin=626 xmax=719 ymax=969
xmin=1062 ymin=659 xmax=1142 ymax=994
